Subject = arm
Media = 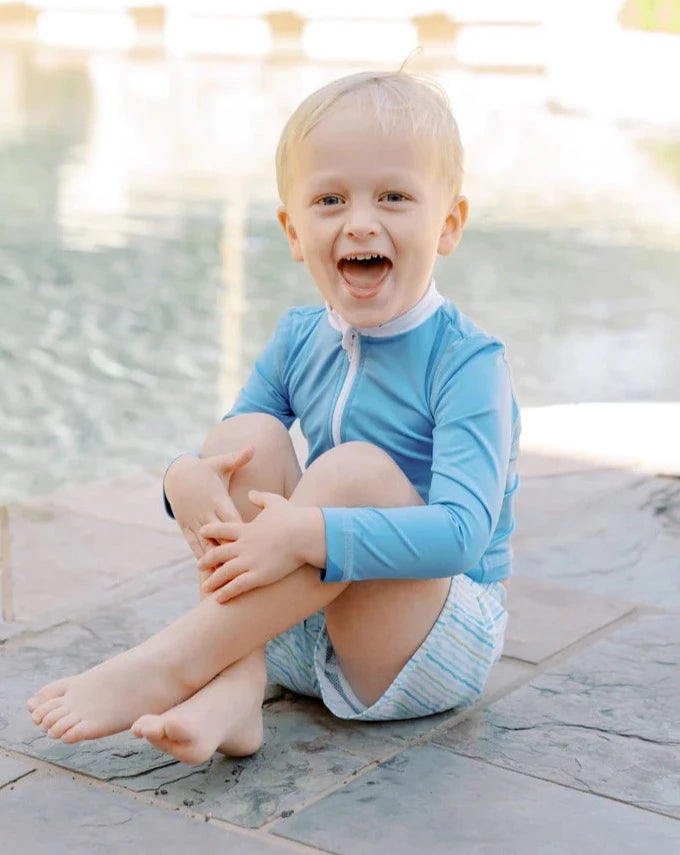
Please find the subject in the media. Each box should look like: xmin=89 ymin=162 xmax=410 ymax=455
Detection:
xmin=164 ymin=450 xmax=252 ymax=560
xmin=321 ymin=340 xmax=515 ymax=582
xmin=162 ymin=309 xmax=297 ymax=545
xmin=197 ymin=338 xmax=516 ymax=599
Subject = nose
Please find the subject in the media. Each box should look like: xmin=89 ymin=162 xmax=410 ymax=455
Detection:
xmin=342 ymin=204 xmax=381 ymax=239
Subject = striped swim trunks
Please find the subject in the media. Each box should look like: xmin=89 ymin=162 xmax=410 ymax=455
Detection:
xmin=264 ymin=575 xmax=508 ymax=721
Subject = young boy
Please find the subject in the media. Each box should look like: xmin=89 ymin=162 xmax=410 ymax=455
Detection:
xmin=27 ymin=70 xmax=520 ymax=765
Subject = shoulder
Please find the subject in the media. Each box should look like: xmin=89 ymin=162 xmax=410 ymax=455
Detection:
xmin=432 ymin=300 xmax=508 ymax=365
xmin=269 ymin=306 xmax=327 ymax=372
xmin=272 ymin=305 xmax=325 ymax=341
xmin=429 ymin=300 xmax=514 ymax=400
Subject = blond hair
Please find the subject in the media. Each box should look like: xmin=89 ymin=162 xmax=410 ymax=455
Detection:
xmin=275 ymin=70 xmax=464 ymax=204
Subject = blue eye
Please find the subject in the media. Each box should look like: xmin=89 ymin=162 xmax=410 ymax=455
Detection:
xmin=383 ymin=192 xmax=406 ymax=203
xmin=318 ymin=195 xmax=342 ymax=206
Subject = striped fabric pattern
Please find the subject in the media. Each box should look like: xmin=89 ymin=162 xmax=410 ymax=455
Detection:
xmin=265 ymin=576 xmax=508 ymax=721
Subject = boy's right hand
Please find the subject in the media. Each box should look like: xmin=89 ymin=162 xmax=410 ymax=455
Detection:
xmin=164 ymin=447 xmax=253 ymax=560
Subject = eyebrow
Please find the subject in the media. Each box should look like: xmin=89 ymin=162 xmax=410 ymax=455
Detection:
xmin=303 ymin=170 xmax=422 ymax=190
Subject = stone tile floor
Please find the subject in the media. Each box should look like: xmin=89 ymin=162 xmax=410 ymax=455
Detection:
xmin=0 ymin=451 xmax=678 ymax=853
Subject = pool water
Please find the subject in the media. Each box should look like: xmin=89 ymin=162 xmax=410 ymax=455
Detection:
xmin=2 ymin=46 xmax=679 ymax=503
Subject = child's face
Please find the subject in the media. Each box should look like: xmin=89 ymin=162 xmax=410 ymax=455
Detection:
xmin=278 ymin=104 xmax=467 ymax=328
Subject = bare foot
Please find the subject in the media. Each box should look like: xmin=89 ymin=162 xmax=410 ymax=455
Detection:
xmin=131 ymin=665 xmax=265 ymax=765
xmin=26 ymin=646 xmax=191 ymax=744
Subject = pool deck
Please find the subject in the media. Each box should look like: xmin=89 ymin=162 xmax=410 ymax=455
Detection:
xmin=1 ymin=409 xmax=679 ymax=853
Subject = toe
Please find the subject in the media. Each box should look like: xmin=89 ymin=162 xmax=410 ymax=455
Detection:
xmin=31 ymin=697 xmax=63 ymax=725
xmin=48 ymin=712 xmax=80 ymax=740
xmin=145 ymin=734 xmax=212 ymax=765
xmin=60 ymin=720 xmax=90 ymax=744
xmin=144 ymin=734 xmax=175 ymax=755
xmin=39 ymin=705 xmax=68 ymax=732
xmin=161 ymin=716 xmax=194 ymax=745
xmin=27 ymin=680 xmax=68 ymax=710
xmin=131 ymin=714 xmax=165 ymax=741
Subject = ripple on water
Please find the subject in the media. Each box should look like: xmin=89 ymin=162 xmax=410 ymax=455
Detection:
xmin=1 ymin=49 xmax=679 ymax=504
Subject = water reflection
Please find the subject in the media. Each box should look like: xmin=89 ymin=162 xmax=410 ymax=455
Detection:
xmin=1 ymin=44 xmax=679 ymax=503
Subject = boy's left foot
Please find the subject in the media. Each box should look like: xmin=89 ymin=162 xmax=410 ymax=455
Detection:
xmin=131 ymin=668 xmax=264 ymax=765
xmin=26 ymin=645 xmax=190 ymax=743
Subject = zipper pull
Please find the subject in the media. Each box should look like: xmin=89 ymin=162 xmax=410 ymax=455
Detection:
xmin=342 ymin=327 xmax=355 ymax=353
xmin=350 ymin=330 xmax=359 ymax=359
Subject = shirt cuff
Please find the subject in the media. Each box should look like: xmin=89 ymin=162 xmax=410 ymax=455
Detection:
xmin=162 ymin=450 xmax=200 ymax=519
xmin=320 ymin=507 xmax=349 ymax=583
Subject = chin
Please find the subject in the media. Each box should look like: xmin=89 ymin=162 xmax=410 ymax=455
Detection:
xmin=349 ymin=311 xmax=395 ymax=329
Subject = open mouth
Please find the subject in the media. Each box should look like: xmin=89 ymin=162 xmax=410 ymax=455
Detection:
xmin=337 ymin=253 xmax=392 ymax=295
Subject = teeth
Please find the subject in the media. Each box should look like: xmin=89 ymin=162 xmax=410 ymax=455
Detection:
xmin=343 ymin=253 xmax=384 ymax=261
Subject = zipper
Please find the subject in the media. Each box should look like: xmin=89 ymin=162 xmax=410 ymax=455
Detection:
xmin=331 ymin=329 xmax=360 ymax=445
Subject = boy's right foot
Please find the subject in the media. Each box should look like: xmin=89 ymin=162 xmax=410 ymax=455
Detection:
xmin=131 ymin=668 xmax=265 ymax=765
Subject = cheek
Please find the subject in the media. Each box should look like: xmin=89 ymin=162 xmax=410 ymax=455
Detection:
xmin=301 ymin=221 xmax=335 ymax=256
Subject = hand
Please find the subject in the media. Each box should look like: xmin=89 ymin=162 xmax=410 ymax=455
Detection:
xmin=198 ymin=491 xmax=325 ymax=602
xmin=164 ymin=447 xmax=253 ymax=560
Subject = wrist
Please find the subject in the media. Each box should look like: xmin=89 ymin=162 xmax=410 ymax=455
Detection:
xmin=165 ymin=452 xmax=200 ymax=491
xmin=296 ymin=507 xmax=326 ymax=569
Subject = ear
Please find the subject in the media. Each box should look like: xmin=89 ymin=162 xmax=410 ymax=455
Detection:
xmin=437 ymin=196 xmax=469 ymax=256
xmin=277 ymin=206 xmax=304 ymax=262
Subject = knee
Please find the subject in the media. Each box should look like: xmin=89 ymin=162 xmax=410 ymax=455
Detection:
xmin=301 ymin=442 xmax=418 ymax=507
xmin=201 ymin=413 xmax=292 ymax=458
xmin=312 ymin=441 xmax=395 ymax=479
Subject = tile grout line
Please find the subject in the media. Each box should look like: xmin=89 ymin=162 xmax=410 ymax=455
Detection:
xmin=503 ymin=604 xmax=642 ymax=669
xmin=259 ymin=605 xmax=660 ymax=835
xmin=2 ymin=606 xmax=653 ymax=837
xmin=44 ymin=504 xmax=185 ymax=537
xmin=0 ymin=558 xmax=196 ymax=651
xmin=435 ymin=743 xmax=680 ymax=823
xmin=1 ymin=602 xmax=671 ymax=839
xmin=0 ymin=749 xmax=333 ymax=852
xmin=0 ymin=768 xmax=37 ymax=793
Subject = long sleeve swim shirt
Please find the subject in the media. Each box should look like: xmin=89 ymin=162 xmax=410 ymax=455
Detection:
xmin=220 ymin=282 xmax=520 ymax=585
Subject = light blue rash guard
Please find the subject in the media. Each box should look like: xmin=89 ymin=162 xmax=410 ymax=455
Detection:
xmin=222 ymin=281 xmax=521 ymax=585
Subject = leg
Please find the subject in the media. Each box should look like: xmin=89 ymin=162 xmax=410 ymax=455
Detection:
xmin=131 ymin=654 xmax=267 ymax=763
xmin=293 ymin=443 xmax=450 ymax=706
xmin=31 ymin=414 xmax=301 ymax=753
xmin=28 ymin=438 xmax=447 ymax=741
xmin=132 ymin=414 xmax=299 ymax=762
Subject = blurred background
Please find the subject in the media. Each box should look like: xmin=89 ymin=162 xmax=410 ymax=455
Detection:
xmin=1 ymin=0 xmax=679 ymax=504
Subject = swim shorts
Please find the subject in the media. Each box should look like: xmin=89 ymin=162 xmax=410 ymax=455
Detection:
xmin=264 ymin=575 xmax=508 ymax=721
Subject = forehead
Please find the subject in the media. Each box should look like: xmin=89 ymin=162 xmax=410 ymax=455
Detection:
xmin=290 ymin=105 xmax=439 ymax=188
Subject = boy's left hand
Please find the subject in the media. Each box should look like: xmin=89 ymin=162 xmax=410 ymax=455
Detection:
xmin=198 ymin=491 xmax=324 ymax=603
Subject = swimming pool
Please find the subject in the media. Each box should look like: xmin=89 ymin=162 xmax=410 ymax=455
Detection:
xmin=2 ymin=46 xmax=679 ymax=503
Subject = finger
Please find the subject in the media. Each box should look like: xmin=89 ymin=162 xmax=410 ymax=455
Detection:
xmin=208 ymin=446 xmax=254 ymax=476
xmin=215 ymin=498 xmax=242 ymax=524
xmin=198 ymin=542 xmax=238 ymax=571
xmin=201 ymin=561 xmax=243 ymax=593
xmin=200 ymin=521 xmax=241 ymax=541
xmin=231 ymin=445 xmax=255 ymax=471
xmin=200 ymin=511 xmax=228 ymax=548
xmin=247 ymin=490 xmax=284 ymax=510
xmin=215 ymin=572 xmax=258 ymax=603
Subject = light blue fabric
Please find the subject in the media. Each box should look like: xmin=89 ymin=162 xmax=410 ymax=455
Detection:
xmin=224 ymin=284 xmax=521 ymax=584
xmin=265 ymin=576 xmax=508 ymax=720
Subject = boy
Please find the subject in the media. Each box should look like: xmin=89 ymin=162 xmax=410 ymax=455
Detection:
xmin=28 ymin=70 xmax=520 ymax=764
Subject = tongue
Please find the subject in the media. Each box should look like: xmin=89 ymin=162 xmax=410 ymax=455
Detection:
xmin=340 ymin=259 xmax=390 ymax=290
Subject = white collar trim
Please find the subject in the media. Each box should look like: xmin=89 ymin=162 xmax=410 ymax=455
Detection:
xmin=325 ymin=279 xmax=444 ymax=345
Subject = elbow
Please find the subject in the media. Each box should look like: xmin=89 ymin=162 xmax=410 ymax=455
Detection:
xmin=444 ymin=506 xmax=492 ymax=573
